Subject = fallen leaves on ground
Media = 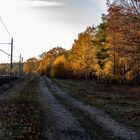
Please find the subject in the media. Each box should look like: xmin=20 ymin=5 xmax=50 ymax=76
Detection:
xmin=0 ymin=78 xmax=43 ymax=140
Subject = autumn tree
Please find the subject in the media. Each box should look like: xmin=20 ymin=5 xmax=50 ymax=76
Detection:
xmin=70 ymin=26 xmax=96 ymax=79
xmin=107 ymin=0 xmax=140 ymax=83
xmin=23 ymin=57 xmax=38 ymax=75
xmin=50 ymin=55 xmax=68 ymax=78
xmin=90 ymin=15 xmax=113 ymax=81
xmin=22 ymin=0 xmax=139 ymax=85
xmin=38 ymin=47 xmax=67 ymax=76
xmin=0 ymin=64 xmax=9 ymax=75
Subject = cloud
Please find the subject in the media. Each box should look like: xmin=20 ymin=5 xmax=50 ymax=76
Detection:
xmin=0 ymin=0 xmax=65 ymax=10
xmin=30 ymin=0 xmax=65 ymax=7
xmin=93 ymin=0 xmax=107 ymax=10
xmin=22 ymin=0 xmax=65 ymax=8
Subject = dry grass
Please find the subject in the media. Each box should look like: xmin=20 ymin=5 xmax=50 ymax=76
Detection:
xmin=0 ymin=77 xmax=43 ymax=140
xmin=53 ymin=78 xmax=140 ymax=132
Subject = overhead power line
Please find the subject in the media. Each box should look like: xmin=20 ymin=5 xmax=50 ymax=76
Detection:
xmin=0 ymin=48 xmax=18 ymax=63
xmin=0 ymin=40 xmax=19 ymax=62
xmin=13 ymin=42 xmax=20 ymax=57
xmin=0 ymin=16 xmax=12 ymax=38
xmin=0 ymin=16 xmax=24 ymax=77
xmin=0 ymin=48 xmax=10 ymax=56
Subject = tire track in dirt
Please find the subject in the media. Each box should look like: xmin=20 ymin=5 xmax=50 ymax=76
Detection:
xmin=39 ymin=76 xmax=96 ymax=140
xmin=45 ymin=76 xmax=140 ymax=140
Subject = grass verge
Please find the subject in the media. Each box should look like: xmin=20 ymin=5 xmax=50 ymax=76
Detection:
xmin=53 ymin=78 xmax=140 ymax=132
xmin=0 ymin=77 xmax=43 ymax=140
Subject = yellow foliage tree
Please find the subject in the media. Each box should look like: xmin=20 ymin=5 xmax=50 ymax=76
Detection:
xmin=23 ymin=57 xmax=38 ymax=75
xmin=50 ymin=55 xmax=68 ymax=78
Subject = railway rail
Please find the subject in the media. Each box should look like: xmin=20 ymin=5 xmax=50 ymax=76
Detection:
xmin=0 ymin=75 xmax=18 ymax=86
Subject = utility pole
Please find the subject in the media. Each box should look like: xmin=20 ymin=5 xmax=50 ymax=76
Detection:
xmin=9 ymin=38 xmax=13 ymax=85
xmin=19 ymin=54 xmax=24 ymax=78
xmin=19 ymin=54 xmax=21 ymax=78
xmin=10 ymin=38 xmax=13 ymax=75
xmin=22 ymin=56 xmax=23 ymax=77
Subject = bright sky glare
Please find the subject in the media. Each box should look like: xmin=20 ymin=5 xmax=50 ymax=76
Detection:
xmin=0 ymin=0 xmax=107 ymax=63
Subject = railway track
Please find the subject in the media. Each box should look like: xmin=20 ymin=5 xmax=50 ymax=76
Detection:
xmin=0 ymin=75 xmax=18 ymax=86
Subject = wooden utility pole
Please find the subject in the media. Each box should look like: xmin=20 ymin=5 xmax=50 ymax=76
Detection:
xmin=22 ymin=56 xmax=23 ymax=77
xmin=19 ymin=54 xmax=21 ymax=77
xmin=10 ymin=38 xmax=13 ymax=75
xmin=19 ymin=54 xmax=24 ymax=78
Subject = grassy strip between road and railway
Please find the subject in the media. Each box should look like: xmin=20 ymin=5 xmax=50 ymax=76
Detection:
xmin=53 ymin=78 xmax=140 ymax=132
xmin=0 ymin=77 xmax=43 ymax=140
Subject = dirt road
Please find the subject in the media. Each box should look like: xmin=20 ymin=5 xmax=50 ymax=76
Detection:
xmin=0 ymin=76 xmax=139 ymax=139
xmin=39 ymin=76 xmax=95 ymax=140
xmin=38 ymin=76 xmax=140 ymax=140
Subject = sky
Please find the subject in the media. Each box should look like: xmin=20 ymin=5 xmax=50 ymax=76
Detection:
xmin=0 ymin=0 xmax=107 ymax=63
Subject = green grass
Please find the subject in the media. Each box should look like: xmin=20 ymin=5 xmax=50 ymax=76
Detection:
xmin=53 ymin=78 xmax=140 ymax=132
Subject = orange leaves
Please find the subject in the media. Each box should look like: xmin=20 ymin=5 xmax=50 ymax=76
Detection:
xmin=23 ymin=57 xmax=38 ymax=75
xmin=50 ymin=55 xmax=68 ymax=78
xmin=137 ymin=31 xmax=140 ymax=37
xmin=107 ymin=0 xmax=140 ymax=82
xmin=38 ymin=47 xmax=67 ymax=76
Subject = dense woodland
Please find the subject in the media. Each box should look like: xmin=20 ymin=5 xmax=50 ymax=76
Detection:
xmin=1 ymin=0 xmax=139 ymax=85
xmin=23 ymin=0 xmax=140 ymax=84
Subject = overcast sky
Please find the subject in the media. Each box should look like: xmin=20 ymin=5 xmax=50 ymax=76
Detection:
xmin=0 ymin=0 xmax=107 ymax=63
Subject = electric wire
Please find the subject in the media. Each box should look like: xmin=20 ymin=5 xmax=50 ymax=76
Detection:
xmin=0 ymin=48 xmax=10 ymax=56
xmin=13 ymin=42 xmax=20 ymax=58
xmin=0 ymin=16 xmax=12 ymax=38
xmin=0 ymin=16 xmax=22 ymax=63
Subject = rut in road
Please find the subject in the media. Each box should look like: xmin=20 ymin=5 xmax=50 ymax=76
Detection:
xmin=39 ymin=76 xmax=96 ymax=140
xmin=44 ymin=76 xmax=140 ymax=140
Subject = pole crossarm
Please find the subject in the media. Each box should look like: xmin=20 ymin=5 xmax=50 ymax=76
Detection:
xmin=0 ymin=42 xmax=11 ymax=45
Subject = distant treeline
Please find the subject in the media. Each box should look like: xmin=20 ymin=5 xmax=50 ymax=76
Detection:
xmin=23 ymin=0 xmax=140 ymax=85
xmin=0 ymin=63 xmax=19 ymax=75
